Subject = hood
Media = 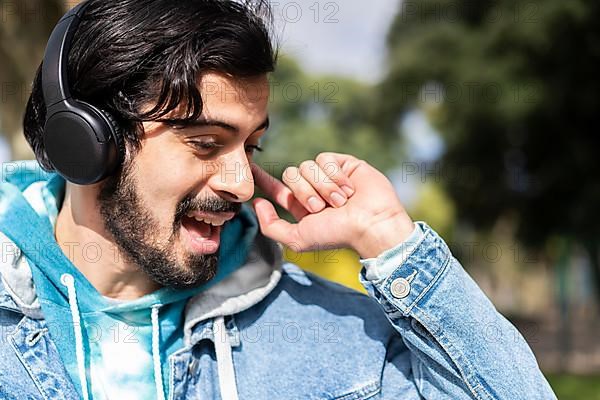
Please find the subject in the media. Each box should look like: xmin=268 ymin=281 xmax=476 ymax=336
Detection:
xmin=0 ymin=160 xmax=283 ymax=400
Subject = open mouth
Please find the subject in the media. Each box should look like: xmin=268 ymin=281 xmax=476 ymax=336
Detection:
xmin=180 ymin=211 xmax=235 ymax=254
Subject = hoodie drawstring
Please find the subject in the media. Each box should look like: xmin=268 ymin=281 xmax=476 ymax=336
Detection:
xmin=61 ymin=273 xmax=166 ymax=400
xmin=152 ymin=304 xmax=166 ymax=400
xmin=213 ymin=316 xmax=239 ymax=400
xmin=61 ymin=273 xmax=90 ymax=400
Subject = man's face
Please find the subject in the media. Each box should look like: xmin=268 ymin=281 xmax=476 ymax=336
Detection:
xmin=98 ymin=73 xmax=270 ymax=289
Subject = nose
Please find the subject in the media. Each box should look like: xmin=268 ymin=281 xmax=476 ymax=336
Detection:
xmin=209 ymin=149 xmax=255 ymax=203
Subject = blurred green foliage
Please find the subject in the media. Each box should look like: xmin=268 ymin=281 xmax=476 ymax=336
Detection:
xmin=378 ymin=0 xmax=600 ymax=297
xmin=409 ymin=181 xmax=455 ymax=239
xmin=547 ymin=374 xmax=600 ymax=400
xmin=0 ymin=0 xmax=65 ymax=142
xmin=257 ymin=56 xmax=399 ymax=177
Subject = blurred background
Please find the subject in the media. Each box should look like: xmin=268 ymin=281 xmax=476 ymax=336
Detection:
xmin=1 ymin=0 xmax=599 ymax=398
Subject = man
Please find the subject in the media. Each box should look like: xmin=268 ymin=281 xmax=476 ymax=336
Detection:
xmin=0 ymin=0 xmax=556 ymax=399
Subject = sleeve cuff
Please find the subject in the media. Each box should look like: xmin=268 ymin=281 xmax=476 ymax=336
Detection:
xmin=360 ymin=222 xmax=425 ymax=281
xmin=359 ymin=221 xmax=452 ymax=316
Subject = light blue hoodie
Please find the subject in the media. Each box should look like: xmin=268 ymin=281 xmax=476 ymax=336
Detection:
xmin=0 ymin=160 xmax=257 ymax=399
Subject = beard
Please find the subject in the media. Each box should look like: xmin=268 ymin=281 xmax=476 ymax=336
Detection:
xmin=97 ymin=161 xmax=241 ymax=290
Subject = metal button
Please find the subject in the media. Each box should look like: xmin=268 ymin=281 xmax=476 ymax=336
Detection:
xmin=390 ymin=270 xmax=417 ymax=299
xmin=390 ymin=278 xmax=411 ymax=299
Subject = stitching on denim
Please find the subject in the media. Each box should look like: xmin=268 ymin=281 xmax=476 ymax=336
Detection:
xmin=419 ymin=314 xmax=483 ymax=399
xmin=411 ymin=305 xmax=491 ymax=400
xmin=9 ymin=316 xmax=51 ymax=400
xmin=332 ymin=380 xmax=381 ymax=400
xmin=376 ymin=231 xmax=450 ymax=317
xmin=404 ymin=247 xmax=451 ymax=315
xmin=378 ymin=237 xmax=495 ymax=400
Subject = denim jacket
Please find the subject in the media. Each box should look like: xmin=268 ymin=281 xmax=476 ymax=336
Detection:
xmin=0 ymin=222 xmax=556 ymax=399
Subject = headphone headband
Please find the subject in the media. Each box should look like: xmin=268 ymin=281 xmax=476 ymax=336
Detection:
xmin=40 ymin=0 xmax=125 ymax=185
xmin=42 ymin=1 xmax=90 ymax=110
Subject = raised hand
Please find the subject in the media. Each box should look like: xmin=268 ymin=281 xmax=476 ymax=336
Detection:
xmin=251 ymin=152 xmax=415 ymax=259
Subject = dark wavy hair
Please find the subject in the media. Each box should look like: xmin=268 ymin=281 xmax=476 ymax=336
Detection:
xmin=23 ymin=0 xmax=277 ymax=171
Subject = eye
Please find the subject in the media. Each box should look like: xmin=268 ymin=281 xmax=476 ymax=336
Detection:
xmin=245 ymin=145 xmax=264 ymax=155
xmin=189 ymin=140 xmax=224 ymax=154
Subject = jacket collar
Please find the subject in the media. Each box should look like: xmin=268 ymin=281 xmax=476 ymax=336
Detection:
xmin=1 ymin=229 xmax=283 ymax=343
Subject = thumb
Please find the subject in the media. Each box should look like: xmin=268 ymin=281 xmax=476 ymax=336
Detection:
xmin=252 ymin=198 xmax=302 ymax=248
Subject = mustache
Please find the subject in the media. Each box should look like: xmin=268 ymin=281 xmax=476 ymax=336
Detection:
xmin=175 ymin=195 xmax=242 ymax=222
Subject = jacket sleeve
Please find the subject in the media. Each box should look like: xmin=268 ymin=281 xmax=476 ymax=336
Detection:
xmin=359 ymin=221 xmax=557 ymax=400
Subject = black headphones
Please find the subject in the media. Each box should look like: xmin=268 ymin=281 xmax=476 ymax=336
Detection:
xmin=42 ymin=0 xmax=125 ymax=185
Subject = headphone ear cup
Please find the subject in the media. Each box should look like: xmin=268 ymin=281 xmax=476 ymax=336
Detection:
xmin=43 ymin=101 xmax=123 ymax=185
xmin=97 ymin=108 xmax=126 ymax=168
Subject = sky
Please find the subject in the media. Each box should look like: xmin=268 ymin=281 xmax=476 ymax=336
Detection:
xmin=273 ymin=0 xmax=403 ymax=83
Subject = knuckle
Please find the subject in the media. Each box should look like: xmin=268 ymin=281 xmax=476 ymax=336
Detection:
xmin=355 ymin=159 xmax=368 ymax=168
xmin=299 ymin=160 xmax=315 ymax=173
xmin=316 ymin=152 xmax=332 ymax=164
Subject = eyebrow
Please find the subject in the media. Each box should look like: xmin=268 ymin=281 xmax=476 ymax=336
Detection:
xmin=163 ymin=116 xmax=270 ymax=135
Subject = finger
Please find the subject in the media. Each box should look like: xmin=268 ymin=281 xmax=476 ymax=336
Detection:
xmin=250 ymin=163 xmax=308 ymax=220
xmin=282 ymin=166 xmax=327 ymax=213
xmin=314 ymin=153 xmax=356 ymax=196
xmin=297 ymin=161 xmax=348 ymax=208
xmin=252 ymin=198 xmax=306 ymax=248
xmin=315 ymin=152 xmax=363 ymax=178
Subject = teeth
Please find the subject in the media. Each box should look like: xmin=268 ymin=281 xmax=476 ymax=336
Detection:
xmin=186 ymin=213 xmax=226 ymax=227
xmin=197 ymin=217 xmax=225 ymax=227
